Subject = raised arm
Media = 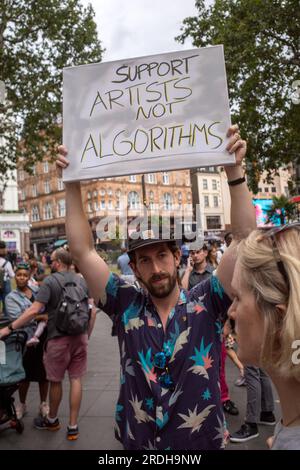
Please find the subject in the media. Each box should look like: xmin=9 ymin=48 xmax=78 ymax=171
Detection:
xmin=216 ymin=125 xmax=256 ymax=297
xmin=57 ymin=147 xmax=110 ymax=304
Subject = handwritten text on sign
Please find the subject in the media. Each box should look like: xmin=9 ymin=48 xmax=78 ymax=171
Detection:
xmin=62 ymin=46 xmax=234 ymax=182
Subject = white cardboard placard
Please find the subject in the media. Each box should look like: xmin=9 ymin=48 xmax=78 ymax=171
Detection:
xmin=62 ymin=45 xmax=234 ymax=182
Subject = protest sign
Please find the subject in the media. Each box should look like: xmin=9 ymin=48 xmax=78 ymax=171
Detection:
xmin=62 ymin=45 xmax=234 ymax=182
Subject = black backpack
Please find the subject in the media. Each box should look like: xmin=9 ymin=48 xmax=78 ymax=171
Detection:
xmin=52 ymin=272 xmax=91 ymax=336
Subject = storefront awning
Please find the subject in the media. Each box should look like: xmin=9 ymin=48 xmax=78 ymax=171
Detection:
xmin=54 ymin=239 xmax=68 ymax=248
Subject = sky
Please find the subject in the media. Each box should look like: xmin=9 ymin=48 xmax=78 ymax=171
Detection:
xmin=81 ymin=0 xmax=201 ymax=62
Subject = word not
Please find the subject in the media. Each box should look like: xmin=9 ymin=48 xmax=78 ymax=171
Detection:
xmin=81 ymin=121 xmax=223 ymax=162
xmin=111 ymin=54 xmax=199 ymax=84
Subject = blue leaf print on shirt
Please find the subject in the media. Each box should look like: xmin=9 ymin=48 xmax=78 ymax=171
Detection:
xmin=211 ymin=275 xmax=224 ymax=299
xmin=106 ymin=273 xmax=119 ymax=298
xmin=145 ymin=398 xmax=154 ymax=411
xmin=115 ymin=403 xmax=124 ymax=422
xmin=202 ymin=388 xmax=212 ymax=401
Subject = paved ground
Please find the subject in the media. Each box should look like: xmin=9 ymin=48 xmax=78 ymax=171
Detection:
xmin=0 ymin=312 xmax=280 ymax=450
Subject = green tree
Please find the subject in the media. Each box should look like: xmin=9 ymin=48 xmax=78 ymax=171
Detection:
xmin=177 ymin=0 xmax=299 ymax=192
xmin=0 ymin=0 xmax=103 ymax=181
xmin=266 ymin=195 xmax=296 ymax=224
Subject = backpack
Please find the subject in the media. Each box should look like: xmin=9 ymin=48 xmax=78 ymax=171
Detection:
xmin=0 ymin=261 xmax=8 ymax=291
xmin=52 ymin=273 xmax=91 ymax=336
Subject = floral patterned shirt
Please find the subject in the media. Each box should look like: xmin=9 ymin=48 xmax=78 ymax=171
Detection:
xmin=99 ymin=272 xmax=231 ymax=450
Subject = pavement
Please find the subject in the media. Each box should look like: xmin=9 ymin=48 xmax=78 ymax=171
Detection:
xmin=0 ymin=311 xmax=280 ymax=450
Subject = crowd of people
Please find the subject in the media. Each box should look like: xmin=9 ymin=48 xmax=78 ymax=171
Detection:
xmin=0 ymin=124 xmax=300 ymax=450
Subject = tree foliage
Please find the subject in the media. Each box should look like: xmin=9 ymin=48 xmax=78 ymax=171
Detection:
xmin=266 ymin=195 xmax=296 ymax=224
xmin=0 ymin=0 xmax=103 ymax=181
xmin=177 ymin=0 xmax=299 ymax=192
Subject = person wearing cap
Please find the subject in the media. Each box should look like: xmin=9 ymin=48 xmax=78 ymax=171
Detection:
xmin=0 ymin=125 xmax=256 ymax=449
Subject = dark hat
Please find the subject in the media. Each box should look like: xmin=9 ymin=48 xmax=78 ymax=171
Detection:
xmin=127 ymin=228 xmax=175 ymax=254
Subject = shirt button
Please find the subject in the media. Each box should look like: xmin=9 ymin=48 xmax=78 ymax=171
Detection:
xmin=156 ymin=436 xmax=161 ymax=442
xmin=157 ymin=323 xmax=162 ymax=328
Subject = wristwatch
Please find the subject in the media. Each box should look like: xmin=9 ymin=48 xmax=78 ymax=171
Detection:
xmin=7 ymin=323 xmax=14 ymax=332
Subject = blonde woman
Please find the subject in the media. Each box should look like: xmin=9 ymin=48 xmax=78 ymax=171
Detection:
xmin=228 ymin=223 xmax=300 ymax=450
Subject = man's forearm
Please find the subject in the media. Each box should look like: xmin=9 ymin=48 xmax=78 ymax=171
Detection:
xmin=65 ymin=182 xmax=95 ymax=261
xmin=225 ymin=166 xmax=256 ymax=240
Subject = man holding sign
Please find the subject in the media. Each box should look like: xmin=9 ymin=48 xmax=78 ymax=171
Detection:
xmin=0 ymin=125 xmax=255 ymax=449
xmin=53 ymin=124 xmax=254 ymax=450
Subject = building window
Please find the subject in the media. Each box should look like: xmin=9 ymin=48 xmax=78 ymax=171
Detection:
xmin=258 ymin=187 xmax=262 ymax=192
xmin=149 ymin=201 xmax=155 ymax=210
xmin=20 ymin=189 xmax=26 ymax=201
xmin=116 ymin=189 xmax=121 ymax=198
xmin=129 ymin=175 xmax=137 ymax=182
xmin=264 ymin=187 xmax=269 ymax=192
xmin=44 ymin=181 xmax=50 ymax=194
xmin=147 ymin=173 xmax=156 ymax=184
xmin=32 ymin=165 xmax=36 ymax=175
xmin=100 ymin=188 xmax=106 ymax=196
xmin=178 ymin=192 xmax=182 ymax=202
xmin=44 ymin=202 xmax=53 ymax=220
xmin=284 ymin=186 xmax=289 ymax=196
xmin=206 ymin=216 xmax=221 ymax=230
xmin=93 ymin=190 xmax=98 ymax=198
xmin=100 ymin=200 xmax=105 ymax=209
xmin=57 ymin=199 xmax=66 ymax=218
xmin=149 ymin=191 xmax=154 ymax=200
xmin=212 ymin=179 xmax=217 ymax=190
xmin=87 ymin=191 xmax=91 ymax=199
xmin=43 ymin=161 xmax=49 ymax=173
xmin=57 ymin=178 xmax=64 ymax=191
xmin=204 ymin=195 xmax=209 ymax=207
xmin=163 ymin=193 xmax=172 ymax=210
xmin=108 ymin=200 xmax=113 ymax=209
xmin=203 ymin=179 xmax=208 ymax=190
xmin=31 ymin=205 xmax=40 ymax=222
xmin=107 ymin=188 xmax=113 ymax=196
xmin=87 ymin=202 xmax=92 ymax=212
xmin=94 ymin=201 xmax=99 ymax=211
xmin=32 ymin=185 xmax=37 ymax=197
xmin=128 ymin=191 xmax=140 ymax=209
xmin=271 ymin=187 xmax=276 ymax=193
xmin=213 ymin=196 xmax=219 ymax=207
xmin=162 ymin=172 xmax=169 ymax=185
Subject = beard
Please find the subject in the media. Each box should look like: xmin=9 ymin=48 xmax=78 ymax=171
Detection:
xmin=140 ymin=268 xmax=178 ymax=299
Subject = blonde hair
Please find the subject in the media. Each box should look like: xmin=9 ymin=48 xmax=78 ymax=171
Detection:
xmin=238 ymin=228 xmax=300 ymax=382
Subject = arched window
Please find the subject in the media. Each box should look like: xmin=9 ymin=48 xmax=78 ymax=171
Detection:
xmin=163 ymin=193 xmax=172 ymax=210
xmin=128 ymin=191 xmax=140 ymax=210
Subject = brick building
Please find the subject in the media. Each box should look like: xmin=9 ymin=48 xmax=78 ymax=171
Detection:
xmin=17 ymin=159 xmax=193 ymax=253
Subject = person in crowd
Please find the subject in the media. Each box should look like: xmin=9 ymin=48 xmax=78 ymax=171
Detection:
xmin=228 ymin=224 xmax=300 ymax=449
xmin=117 ymin=246 xmax=135 ymax=284
xmin=180 ymin=241 xmax=190 ymax=268
xmin=0 ymin=125 xmax=256 ymax=449
xmin=181 ymin=244 xmax=212 ymax=290
xmin=223 ymin=319 xmax=245 ymax=386
xmin=217 ymin=232 xmax=233 ymax=264
xmin=4 ymin=262 xmax=49 ymax=419
xmin=0 ymin=240 xmax=15 ymax=317
xmin=207 ymin=246 xmax=219 ymax=270
xmin=0 ymin=249 xmax=95 ymax=441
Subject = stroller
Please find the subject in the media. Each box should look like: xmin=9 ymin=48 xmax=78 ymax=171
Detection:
xmin=0 ymin=319 xmax=27 ymax=434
